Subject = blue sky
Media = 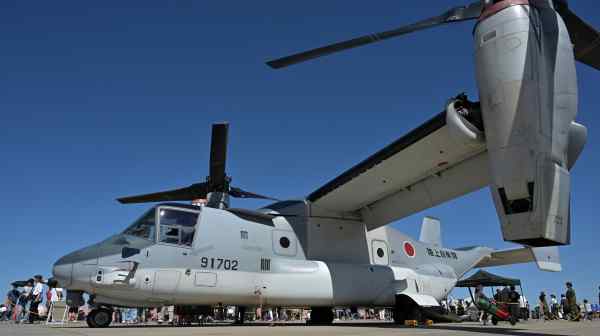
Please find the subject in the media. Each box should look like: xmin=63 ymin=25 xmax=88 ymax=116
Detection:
xmin=1 ymin=0 xmax=598 ymax=304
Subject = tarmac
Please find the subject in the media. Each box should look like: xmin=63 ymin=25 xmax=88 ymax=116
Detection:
xmin=1 ymin=320 xmax=598 ymax=336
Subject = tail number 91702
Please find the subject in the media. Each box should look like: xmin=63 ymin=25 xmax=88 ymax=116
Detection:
xmin=200 ymin=257 xmax=238 ymax=270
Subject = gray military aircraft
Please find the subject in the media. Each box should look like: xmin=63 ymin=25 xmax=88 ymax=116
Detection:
xmin=52 ymin=123 xmax=560 ymax=328
xmin=51 ymin=0 xmax=596 ymax=328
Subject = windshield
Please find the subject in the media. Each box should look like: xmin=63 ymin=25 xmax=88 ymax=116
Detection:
xmin=158 ymin=208 xmax=199 ymax=247
xmin=123 ymin=209 xmax=156 ymax=241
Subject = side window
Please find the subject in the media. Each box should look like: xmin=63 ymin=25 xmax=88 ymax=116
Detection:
xmin=272 ymin=230 xmax=296 ymax=257
xmin=123 ymin=209 xmax=156 ymax=241
xmin=159 ymin=208 xmax=199 ymax=247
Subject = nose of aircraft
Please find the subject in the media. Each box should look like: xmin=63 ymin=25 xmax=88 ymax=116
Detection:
xmin=52 ymin=256 xmax=73 ymax=288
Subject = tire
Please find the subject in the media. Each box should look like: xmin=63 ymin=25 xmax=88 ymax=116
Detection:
xmin=393 ymin=308 xmax=406 ymax=325
xmin=308 ymin=307 xmax=333 ymax=325
xmin=491 ymin=317 xmax=498 ymax=325
xmin=86 ymin=313 xmax=97 ymax=328
xmin=394 ymin=295 xmax=421 ymax=324
xmin=408 ymin=306 xmax=422 ymax=322
xmin=87 ymin=309 xmax=112 ymax=328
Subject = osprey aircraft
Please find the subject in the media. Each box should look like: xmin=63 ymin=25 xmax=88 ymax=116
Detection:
xmin=51 ymin=0 xmax=597 ymax=328
xmin=53 ymin=123 xmax=559 ymax=328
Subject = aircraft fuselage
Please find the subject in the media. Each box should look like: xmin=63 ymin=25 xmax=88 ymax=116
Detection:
xmin=53 ymin=202 xmax=490 ymax=309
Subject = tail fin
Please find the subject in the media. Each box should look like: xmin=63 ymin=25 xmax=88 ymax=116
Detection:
xmin=476 ymin=246 xmax=561 ymax=272
xmin=419 ymin=216 xmax=441 ymax=247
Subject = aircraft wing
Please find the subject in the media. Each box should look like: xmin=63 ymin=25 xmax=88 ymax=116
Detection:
xmin=476 ymin=246 xmax=561 ymax=272
xmin=307 ymin=111 xmax=489 ymax=230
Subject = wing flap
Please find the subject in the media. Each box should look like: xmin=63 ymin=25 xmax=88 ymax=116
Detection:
xmin=362 ymin=152 xmax=489 ymax=230
xmin=308 ymin=111 xmax=488 ymax=229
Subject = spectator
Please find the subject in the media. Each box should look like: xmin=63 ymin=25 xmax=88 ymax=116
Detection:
xmin=46 ymin=282 xmax=62 ymax=322
xmin=539 ymin=292 xmax=549 ymax=321
xmin=500 ymin=286 xmax=511 ymax=304
xmin=519 ymin=295 xmax=529 ymax=320
xmin=6 ymin=284 xmax=20 ymax=321
xmin=508 ymin=285 xmax=520 ymax=321
xmin=68 ymin=306 xmax=78 ymax=321
xmin=560 ymin=294 xmax=569 ymax=319
xmin=583 ymin=300 xmax=592 ymax=321
xmin=0 ymin=304 xmax=8 ymax=321
xmin=27 ymin=275 xmax=45 ymax=323
xmin=549 ymin=294 xmax=558 ymax=319
xmin=566 ymin=282 xmax=580 ymax=321
xmin=17 ymin=279 xmax=33 ymax=322
xmin=494 ymin=289 xmax=501 ymax=302
xmin=448 ymin=296 xmax=457 ymax=314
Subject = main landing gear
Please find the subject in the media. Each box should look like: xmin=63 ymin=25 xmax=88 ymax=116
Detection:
xmin=86 ymin=308 xmax=113 ymax=328
xmin=308 ymin=307 xmax=334 ymax=325
xmin=393 ymin=295 xmax=421 ymax=325
xmin=234 ymin=306 xmax=247 ymax=324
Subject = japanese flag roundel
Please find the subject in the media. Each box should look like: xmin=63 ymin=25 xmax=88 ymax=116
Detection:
xmin=403 ymin=241 xmax=416 ymax=258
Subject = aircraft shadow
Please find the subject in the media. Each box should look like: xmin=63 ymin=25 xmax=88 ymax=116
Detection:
xmin=64 ymin=321 xmax=570 ymax=335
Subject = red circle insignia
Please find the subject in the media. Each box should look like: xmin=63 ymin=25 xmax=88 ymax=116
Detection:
xmin=403 ymin=241 xmax=416 ymax=257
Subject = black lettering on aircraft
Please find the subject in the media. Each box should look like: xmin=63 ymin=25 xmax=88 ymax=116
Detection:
xmin=426 ymin=248 xmax=459 ymax=260
xmin=200 ymin=257 xmax=239 ymax=270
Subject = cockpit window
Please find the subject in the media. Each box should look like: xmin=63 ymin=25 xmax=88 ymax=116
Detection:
xmin=123 ymin=209 xmax=156 ymax=241
xmin=158 ymin=208 xmax=198 ymax=247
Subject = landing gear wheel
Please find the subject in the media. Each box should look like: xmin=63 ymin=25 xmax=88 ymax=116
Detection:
xmin=393 ymin=295 xmax=421 ymax=325
xmin=408 ymin=306 xmax=422 ymax=322
xmin=235 ymin=306 xmax=246 ymax=324
xmin=86 ymin=308 xmax=112 ymax=328
xmin=393 ymin=308 xmax=407 ymax=325
xmin=86 ymin=313 xmax=97 ymax=328
xmin=308 ymin=307 xmax=333 ymax=325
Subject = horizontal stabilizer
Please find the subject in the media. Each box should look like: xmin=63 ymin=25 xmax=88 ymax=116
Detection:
xmin=476 ymin=246 xmax=561 ymax=272
xmin=419 ymin=216 xmax=441 ymax=247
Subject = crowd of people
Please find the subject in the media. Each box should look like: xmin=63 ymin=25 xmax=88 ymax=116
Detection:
xmin=535 ymin=282 xmax=598 ymax=321
xmin=438 ymin=281 xmax=599 ymax=325
xmin=0 ymin=275 xmax=63 ymax=324
xmin=2 ymin=275 xmax=598 ymax=326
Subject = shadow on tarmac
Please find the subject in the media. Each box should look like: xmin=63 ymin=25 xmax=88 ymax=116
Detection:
xmin=65 ymin=321 xmax=571 ymax=336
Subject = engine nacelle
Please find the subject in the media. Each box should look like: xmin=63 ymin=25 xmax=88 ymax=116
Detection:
xmin=445 ymin=95 xmax=485 ymax=147
xmin=475 ymin=4 xmax=577 ymax=246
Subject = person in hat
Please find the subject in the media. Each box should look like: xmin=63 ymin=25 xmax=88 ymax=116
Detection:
xmin=566 ymin=282 xmax=580 ymax=321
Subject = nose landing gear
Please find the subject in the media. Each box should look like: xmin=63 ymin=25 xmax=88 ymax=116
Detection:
xmin=86 ymin=308 xmax=113 ymax=328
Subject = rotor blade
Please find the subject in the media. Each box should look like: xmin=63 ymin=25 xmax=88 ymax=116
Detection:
xmin=266 ymin=1 xmax=483 ymax=69
xmin=230 ymin=186 xmax=278 ymax=201
xmin=209 ymin=123 xmax=229 ymax=188
xmin=117 ymin=182 xmax=209 ymax=204
xmin=555 ymin=1 xmax=600 ymax=71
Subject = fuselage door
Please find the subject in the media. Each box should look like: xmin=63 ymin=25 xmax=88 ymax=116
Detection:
xmin=153 ymin=270 xmax=181 ymax=299
xmin=371 ymin=240 xmax=389 ymax=265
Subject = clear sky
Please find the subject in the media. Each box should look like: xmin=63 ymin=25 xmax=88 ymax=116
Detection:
xmin=1 ymin=0 xmax=598 ymax=305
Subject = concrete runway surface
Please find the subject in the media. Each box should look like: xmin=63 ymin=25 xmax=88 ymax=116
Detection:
xmin=1 ymin=320 xmax=598 ymax=336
